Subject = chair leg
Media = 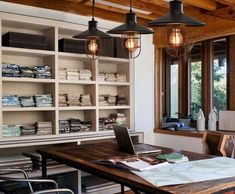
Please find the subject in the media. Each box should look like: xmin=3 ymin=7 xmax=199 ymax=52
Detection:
xmin=121 ymin=184 xmax=125 ymax=194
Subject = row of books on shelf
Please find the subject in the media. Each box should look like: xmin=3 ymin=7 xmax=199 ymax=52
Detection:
xmin=2 ymin=94 xmax=53 ymax=108
xmin=2 ymin=63 xmax=52 ymax=79
xmin=3 ymin=122 xmax=52 ymax=137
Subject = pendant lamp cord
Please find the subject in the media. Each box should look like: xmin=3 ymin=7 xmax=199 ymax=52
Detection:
xmin=130 ymin=0 xmax=132 ymax=13
xmin=92 ymin=0 xmax=95 ymax=20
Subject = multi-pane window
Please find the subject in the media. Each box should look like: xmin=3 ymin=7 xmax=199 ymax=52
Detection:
xmin=190 ymin=44 xmax=202 ymax=119
xmin=164 ymin=38 xmax=228 ymax=120
xmin=212 ymin=39 xmax=227 ymax=113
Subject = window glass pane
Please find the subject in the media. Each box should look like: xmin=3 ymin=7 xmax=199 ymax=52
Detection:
xmin=190 ymin=44 xmax=202 ymax=119
xmin=212 ymin=39 xmax=227 ymax=113
xmin=170 ymin=62 xmax=178 ymax=118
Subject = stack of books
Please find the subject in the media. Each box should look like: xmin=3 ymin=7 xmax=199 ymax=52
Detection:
xmin=23 ymin=152 xmax=66 ymax=170
xmin=0 ymin=155 xmax=32 ymax=172
xmin=35 ymin=122 xmax=52 ymax=136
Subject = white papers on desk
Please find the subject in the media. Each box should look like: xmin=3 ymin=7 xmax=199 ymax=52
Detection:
xmin=133 ymin=157 xmax=235 ymax=187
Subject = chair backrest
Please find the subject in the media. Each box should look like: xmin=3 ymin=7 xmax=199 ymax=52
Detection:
xmin=202 ymin=131 xmax=230 ymax=157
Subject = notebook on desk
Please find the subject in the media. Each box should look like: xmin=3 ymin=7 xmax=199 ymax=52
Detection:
xmin=113 ymin=125 xmax=161 ymax=155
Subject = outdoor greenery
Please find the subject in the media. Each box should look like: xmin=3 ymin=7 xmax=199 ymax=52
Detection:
xmin=190 ymin=59 xmax=227 ymax=119
xmin=191 ymin=61 xmax=202 ymax=119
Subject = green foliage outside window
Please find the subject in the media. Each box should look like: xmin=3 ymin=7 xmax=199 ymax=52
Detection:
xmin=190 ymin=59 xmax=227 ymax=120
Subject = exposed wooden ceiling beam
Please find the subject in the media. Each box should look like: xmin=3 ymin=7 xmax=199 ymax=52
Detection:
xmin=182 ymin=0 xmax=217 ymax=11
xmin=80 ymin=0 xmax=90 ymax=3
xmin=1 ymin=0 xmax=150 ymax=25
xmin=139 ymin=0 xmax=168 ymax=8
xmin=65 ymin=0 xmax=82 ymax=2
xmin=85 ymin=1 xmax=161 ymax=20
xmin=206 ymin=6 xmax=235 ymax=21
xmin=214 ymin=0 xmax=235 ymax=6
xmin=107 ymin=0 xmax=168 ymax=15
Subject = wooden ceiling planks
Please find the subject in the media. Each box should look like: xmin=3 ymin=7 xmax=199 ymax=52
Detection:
xmin=1 ymin=0 xmax=235 ymax=43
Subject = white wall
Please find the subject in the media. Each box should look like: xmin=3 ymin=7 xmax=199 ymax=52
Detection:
xmin=156 ymin=134 xmax=204 ymax=153
xmin=0 ymin=2 xmax=156 ymax=144
xmin=134 ymin=35 xmax=155 ymax=144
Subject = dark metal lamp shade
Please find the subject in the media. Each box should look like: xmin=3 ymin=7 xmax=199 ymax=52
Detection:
xmin=107 ymin=12 xmax=153 ymax=34
xmin=74 ymin=20 xmax=111 ymax=39
xmin=148 ymin=0 xmax=205 ymax=26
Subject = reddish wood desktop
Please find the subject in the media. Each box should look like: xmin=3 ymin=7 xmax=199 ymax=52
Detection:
xmin=37 ymin=141 xmax=235 ymax=194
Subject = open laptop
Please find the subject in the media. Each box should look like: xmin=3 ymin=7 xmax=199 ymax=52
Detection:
xmin=113 ymin=125 xmax=161 ymax=154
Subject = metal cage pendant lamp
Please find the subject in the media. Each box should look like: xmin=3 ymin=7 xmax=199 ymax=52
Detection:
xmin=107 ymin=0 xmax=153 ymax=59
xmin=149 ymin=0 xmax=205 ymax=57
xmin=73 ymin=0 xmax=110 ymax=59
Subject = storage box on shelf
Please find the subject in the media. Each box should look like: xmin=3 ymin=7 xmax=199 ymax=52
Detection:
xmin=2 ymin=19 xmax=55 ymax=51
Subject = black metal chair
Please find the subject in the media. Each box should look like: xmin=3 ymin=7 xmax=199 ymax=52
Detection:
xmin=0 ymin=169 xmax=74 ymax=194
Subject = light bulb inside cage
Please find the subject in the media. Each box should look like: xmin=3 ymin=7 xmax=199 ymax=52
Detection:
xmin=121 ymin=33 xmax=141 ymax=59
xmin=165 ymin=25 xmax=192 ymax=57
xmin=85 ymin=38 xmax=100 ymax=59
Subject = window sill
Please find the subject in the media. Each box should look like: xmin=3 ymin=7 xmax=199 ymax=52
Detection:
xmin=154 ymin=128 xmax=204 ymax=138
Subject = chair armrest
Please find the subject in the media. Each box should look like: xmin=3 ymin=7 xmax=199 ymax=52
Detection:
xmin=0 ymin=168 xmax=33 ymax=191
xmin=31 ymin=188 xmax=75 ymax=194
xmin=0 ymin=176 xmax=58 ymax=190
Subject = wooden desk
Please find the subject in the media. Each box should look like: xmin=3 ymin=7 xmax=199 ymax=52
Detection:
xmin=37 ymin=141 xmax=235 ymax=194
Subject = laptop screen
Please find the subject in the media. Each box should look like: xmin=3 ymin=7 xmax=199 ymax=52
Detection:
xmin=113 ymin=125 xmax=136 ymax=154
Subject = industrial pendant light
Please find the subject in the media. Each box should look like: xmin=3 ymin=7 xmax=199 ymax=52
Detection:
xmin=107 ymin=0 xmax=153 ymax=59
xmin=149 ymin=0 xmax=205 ymax=57
xmin=73 ymin=0 xmax=110 ymax=59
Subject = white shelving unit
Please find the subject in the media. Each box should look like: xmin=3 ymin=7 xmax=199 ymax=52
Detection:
xmin=0 ymin=12 xmax=135 ymax=148
xmin=0 ymin=12 xmax=139 ymax=194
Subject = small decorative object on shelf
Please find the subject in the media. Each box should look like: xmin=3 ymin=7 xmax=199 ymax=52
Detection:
xmin=208 ymin=109 xmax=217 ymax=131
xmin=197 ymin=109 xmax=205 ymax=131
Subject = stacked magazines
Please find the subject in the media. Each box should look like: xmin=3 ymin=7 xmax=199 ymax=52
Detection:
xmin=23 ymin=152 xmax=66 ymax=170
xmin=0 ymin=155 xmax=32 ymax=172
